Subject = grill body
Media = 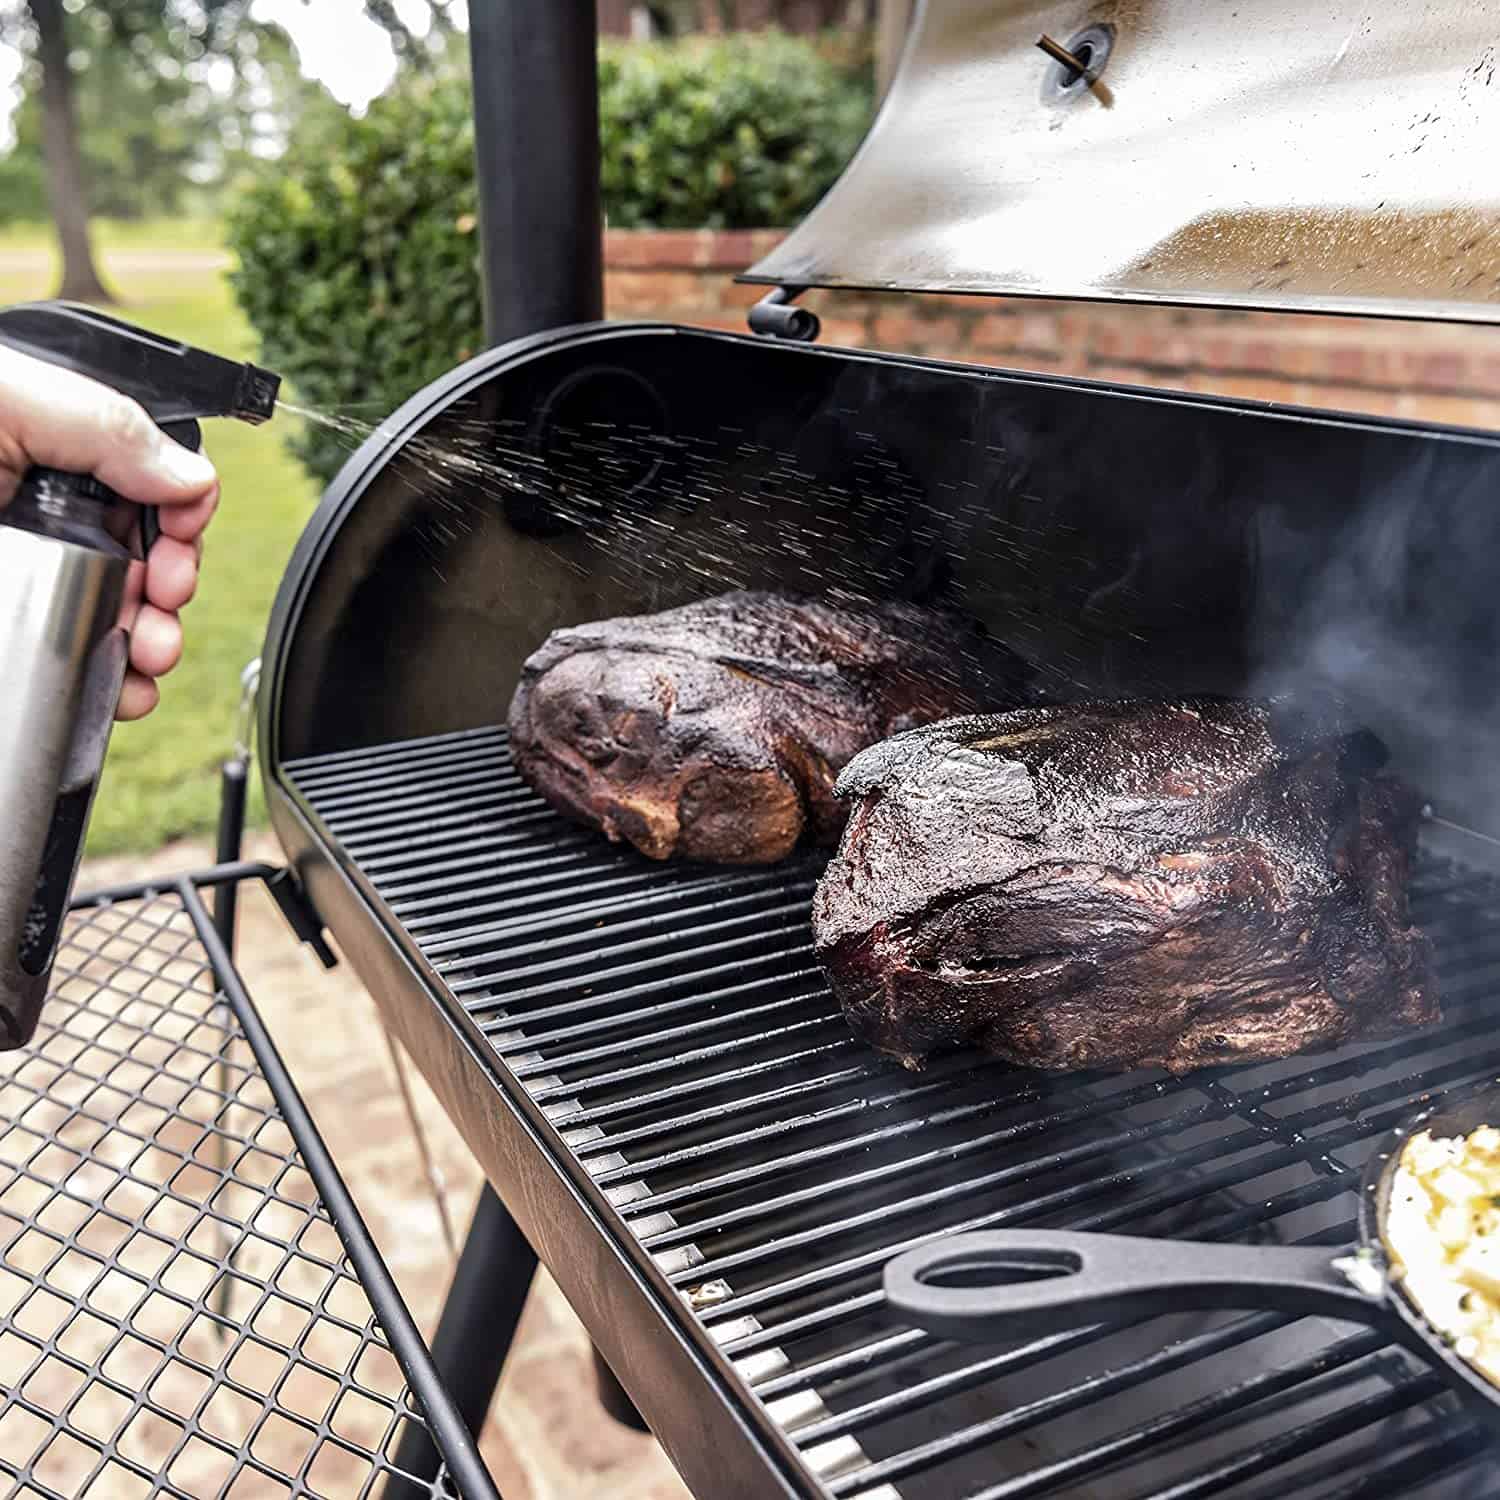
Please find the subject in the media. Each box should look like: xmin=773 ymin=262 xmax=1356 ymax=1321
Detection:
xmin=259 ymin=321 xmax=1500 ymax=1498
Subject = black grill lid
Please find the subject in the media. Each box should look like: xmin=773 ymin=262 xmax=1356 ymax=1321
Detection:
xmin=744 ymin=0 xmax=1500 ymax=324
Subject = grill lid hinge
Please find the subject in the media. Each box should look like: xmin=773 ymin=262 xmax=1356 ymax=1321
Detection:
xmin=747 ymin=286 xmax=820 ymax=343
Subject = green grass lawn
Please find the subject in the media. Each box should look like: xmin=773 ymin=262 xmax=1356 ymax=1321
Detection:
xmin=0 ymin=225 xmax=323 ymax=853
xmin=0 ymin=217 xmax=228 ymax=255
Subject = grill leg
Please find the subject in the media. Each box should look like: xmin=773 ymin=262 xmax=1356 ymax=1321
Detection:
xmin=388 ymin=1185 xmax=536 ymax=1494
xmin=210 ymin=749 xmax=251 ymax=1336
xmin=212 ymin=755 xmax=249 ymax=954
xmin=593 ymin=1345 xmax=650 ymax=1433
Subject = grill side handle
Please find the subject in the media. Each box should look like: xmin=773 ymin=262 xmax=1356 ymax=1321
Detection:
xmin=884 ymin=1230 xmax=1386 ymax=1342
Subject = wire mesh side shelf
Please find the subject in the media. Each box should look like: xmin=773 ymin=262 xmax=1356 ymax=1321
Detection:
xmin=0 ymin=866 xmax=500 ymax=1500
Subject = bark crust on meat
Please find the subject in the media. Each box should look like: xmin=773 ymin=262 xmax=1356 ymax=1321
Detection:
xmin=813 ymin=700 xmax=1438 ymax=1074
xmin=507 ymin=591 xmax=1027 ymax=865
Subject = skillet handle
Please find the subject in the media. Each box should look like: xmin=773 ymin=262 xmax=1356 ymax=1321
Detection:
xmin=884 ymin=1231 xmax=1387 ymax=1342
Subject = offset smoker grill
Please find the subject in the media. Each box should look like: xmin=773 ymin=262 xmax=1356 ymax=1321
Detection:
xmin=255 ymin=3 xmax=1500 ymax=1497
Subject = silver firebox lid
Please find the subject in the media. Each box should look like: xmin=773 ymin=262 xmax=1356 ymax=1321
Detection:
xmin=743 ymin=0 xmax=1500 ymax=324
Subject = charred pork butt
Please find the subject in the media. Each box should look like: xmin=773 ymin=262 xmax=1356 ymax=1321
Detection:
xmin=812 ymin=700 xmax=1437 ymax=1073
xmin=507 ymin=590 xmax=1029 ymax=865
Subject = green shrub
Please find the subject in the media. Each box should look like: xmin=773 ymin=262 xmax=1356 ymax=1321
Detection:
xmin=226 ymin=79 xmax=483 ymax=484
xmin=599 ymin=33 xmax=871 ymax=229
xmin=227 ymin=35 xmax=872 ymax=485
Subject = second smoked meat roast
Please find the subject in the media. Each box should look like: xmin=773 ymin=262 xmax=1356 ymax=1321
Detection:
xmin=812 ymin=699 xmax=1437 ymax=1073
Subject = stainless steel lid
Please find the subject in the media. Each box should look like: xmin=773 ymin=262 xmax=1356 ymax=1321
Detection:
xmin=743 ymin=0 xmax=1500 ymax=324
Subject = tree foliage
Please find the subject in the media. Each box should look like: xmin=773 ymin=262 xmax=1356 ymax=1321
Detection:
xmin=0 ymin=0 xmax=459 ymax=225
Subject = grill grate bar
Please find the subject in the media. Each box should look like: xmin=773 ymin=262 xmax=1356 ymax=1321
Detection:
xmin=586 ymin=1057 xmax=1011 ymax=1187
xmin=400 ymin=861 xmax=789 ymax=931
xmin=449 ymin=923 xmax=816 ymax=1002
xmin=1296 ymin=1424 xmax=1490 ymax=1500
xmin=434 ymin=889 xmax=816 ymax=972
xmin=947 ymin=1340 xmax=1399 ymax=1500
xmin=282 ymin=723 xmax=503 ymax=777
xmin=384 ymin=842 xmax=636 ymax=904
xmin=413 ymin=865 xmax=810 ymax=943
xmin=483 ymin=965 xmax=825 ymax=1041
xmin=638 ymin=1100 xmax=1230 ymax=1252
xmin=344 ymin=804 xmax=565 ymax=863
xmin=1115 ymin=1370 xmax=1449 ymax=1500
xmin=361 ymin=827 xmax=598 ymax=881
xmin=289 ymin=730 xmax=1500 ymax=1500
xmin=512 ymin=989 xmax=831 ymax=1080
xmin=801 ymin=1310 xmax=1288 ymax=1452
xmin=531 ymin=1014 xmax=848 ymax=1104
xmin=317 ymin=775 xmax=536 ymax=830
xmin=570 ymin=1057 xmax=949 ymax=1157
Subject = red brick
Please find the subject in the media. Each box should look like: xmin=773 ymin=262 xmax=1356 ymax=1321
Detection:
xmin=1476 ymin=355 xmax=1500 ymax=395
xmin=605 ymin=269 xmax=709 ymax=316
xmin=682 ymin=314 xmax=755 ymax=335
xmin=965 ymin=313 xmax=1026 ymax=353
xmin=717 ymin=279 xmax=775 ymax=310
xmin=1392 ymin=392 xmax=1500 ymax=431
xmin=816 ymin=317 xmax=872 ymax=348
xmin=604 ymin=230 xmax=703 ymax=269
xmin=1408 ymin=350 xmax=1469 ymax=391
xmin=702 ymin=229 xmax=779 ymax=269
xmin=1323 ymin=345 xmax=1369 ymax=384
xmin=1292 ymin=383 xmax=1408 ymax=419
xmin=1084 ymin=361 xmax=1165 ymax=389
xmin=965 ymin=349 xmax=1067 ymax=377
xmin=748 ymin=228 xmax=787 ymax=259
xmin=868 ymin=311 xmax=926 ymax=348
xmin=917 ymin=292 xmax=995 ymax=317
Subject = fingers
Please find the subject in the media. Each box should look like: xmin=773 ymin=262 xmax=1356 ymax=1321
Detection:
xmin=117 ymin=672 xmax=160 ymax=722
xmin=0 ymin=345 xmax=217 ymax=508
xmin=145 ymin=534 xmax=199 ymax=612
xmin=113 ymin=535 xmax=200 ymax=719
xmin=157 ymin=479 xmax=219 ymax=543
xmin=128 ymin=603 xmax=183 ymax=681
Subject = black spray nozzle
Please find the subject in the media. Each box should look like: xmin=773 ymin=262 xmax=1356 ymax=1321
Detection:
xmin=0 ymin=300 xmax=280 ymax=427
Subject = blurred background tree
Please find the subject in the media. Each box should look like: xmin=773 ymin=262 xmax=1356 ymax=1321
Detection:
xmin=0 ymin=0 xmax=459 ymax=301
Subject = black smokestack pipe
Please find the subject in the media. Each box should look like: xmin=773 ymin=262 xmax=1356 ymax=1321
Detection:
xmin=469 ymin=0 xmax=604 ymax=346
xmin=386 ymin=7 xmax=602 ymax=1494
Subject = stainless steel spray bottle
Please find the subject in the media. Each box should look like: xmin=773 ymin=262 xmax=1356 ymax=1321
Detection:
xmin=0 ymin=302 xmax=279 ymax=1048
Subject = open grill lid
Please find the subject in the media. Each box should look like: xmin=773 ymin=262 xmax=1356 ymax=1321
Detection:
xmin=743 ymin=0 xmax=1500 ymax=324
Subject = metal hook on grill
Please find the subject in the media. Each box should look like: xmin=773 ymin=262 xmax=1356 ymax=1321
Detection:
xmin=748 ymin=286 xmax=821 ymax=343
xmin=235 ymin=657 xmax=261 ymax=765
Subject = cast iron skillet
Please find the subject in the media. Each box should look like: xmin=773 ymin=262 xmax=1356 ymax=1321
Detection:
xmin=884 ymin=1083 xmax=1500 ymax=1427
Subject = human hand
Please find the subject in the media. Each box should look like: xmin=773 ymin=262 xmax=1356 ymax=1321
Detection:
xmin=0 ymin=343 xmax=220 ymax=721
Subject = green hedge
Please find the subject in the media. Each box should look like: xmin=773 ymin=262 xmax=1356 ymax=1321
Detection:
xmin=599 ymin=33 xmax=871 ymax=229
xmin=227 ymin=36 xmax=871 ymax=485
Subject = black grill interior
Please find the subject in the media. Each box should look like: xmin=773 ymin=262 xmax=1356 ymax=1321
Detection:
xmin=286 ymin=726 xmax=1500 ymax=1500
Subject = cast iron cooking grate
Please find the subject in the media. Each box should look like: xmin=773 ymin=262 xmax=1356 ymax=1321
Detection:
xmin=0 ymin=888 xmax=461 ymax=1500
xmin=288 ymin=725 xmax=1500 ymax=1500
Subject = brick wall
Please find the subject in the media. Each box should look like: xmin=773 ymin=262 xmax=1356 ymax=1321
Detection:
xmin=604 ymin=229 xmax=1500 ymax=432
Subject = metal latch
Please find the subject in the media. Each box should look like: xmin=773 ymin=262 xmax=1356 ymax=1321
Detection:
xmin=265 ymin=868 xmax=338 ymax=970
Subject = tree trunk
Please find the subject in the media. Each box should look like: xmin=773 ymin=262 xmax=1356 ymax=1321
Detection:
xmin=26 ymin=0 xmax=111 ymax=304
xmin=876 ymin=0 xmax=913 ymax=98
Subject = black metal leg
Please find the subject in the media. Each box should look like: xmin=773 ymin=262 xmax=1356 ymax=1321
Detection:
xmin=388 ymin=1185 xmax=537 ymax=1494
xmin=211 ymin=751 xmax=251 ymax=1332
xmin=212 ymin=755 xmax=249 ymax=954
xmin=593 ymin=1345 xmax=650 ymax=1434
